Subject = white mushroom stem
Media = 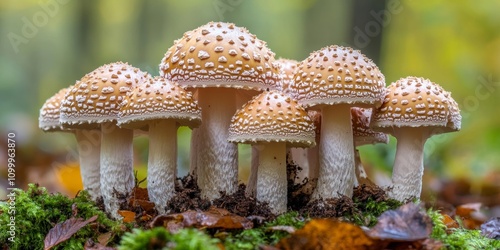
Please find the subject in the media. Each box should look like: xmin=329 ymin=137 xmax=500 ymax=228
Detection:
xmin=197 ymin=88 xmax=238 ymax=200
xmin=148 ymin=120 xmax=177 ymax=214
xmin=245 ymin=146 xmax=259 ymax=197
xmin=100 ymin=123 xmax=134 ymax=219
xmin=390 ymin=127 xmax=428 ymax=201
xmin=256 ymin=142 xmax=287 ymax=214
xmin=312 ymin=105 xmax=355 ymax=199
xmin=75 ymin=129 xmax=101 ymax=200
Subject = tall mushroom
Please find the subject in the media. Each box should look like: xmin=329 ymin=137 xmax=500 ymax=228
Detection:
xmin=293 ymin=45 xmax=386 ymax=199
xmin=159 ymin=22 xmax=281 ymax=200
xmin=39 ymin=86 xmax=102 ymax=200
xmin=228 ymin=90 xmax=315 ymax=214
xmin=60 ymin=62 xmax=148 ymax=219
xmin=371 ymin=76 xmax=461 ymax=201
xmin=117 ymin=77 xmax=201 ymax=213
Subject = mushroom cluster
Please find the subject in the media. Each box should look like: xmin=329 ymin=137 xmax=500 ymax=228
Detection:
xmin=39 ymin=21 xmax=462 ymax=219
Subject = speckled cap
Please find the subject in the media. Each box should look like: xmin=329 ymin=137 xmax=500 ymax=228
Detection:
xmin=371 ymin=76 xmax=461 ymax=133
xmin=276 ymin=58 xmax=298 ymax=96
xmin=293 ymin=45 xmax=385 ymax=108
xmin=351 ymin=107 xmax=389 ymax=146
xmin=118 ymin=77 xmax=201 ymax=130
xmin=159 ymin=22 xmax=281 ymax=90
xmin=39 ymin=87 xmax=71 ymax=132
xmin=60 ymin=62 xmax=149 ymax=129
xmin=228 ymin=90 xmax=315 ymax=147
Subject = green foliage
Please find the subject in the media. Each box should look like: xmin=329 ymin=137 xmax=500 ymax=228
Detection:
xmin=118 ymin=227 xmax=220 ymax=250
xmin=350 ymin=197 xmax=402 ymax=227
xmin=224 ymin=211 xmax=306 ymax=249
xmin=428 ymin=209 xmax=500 ymax=250
xmin=0 ymin=184 xmax=120 ymax=250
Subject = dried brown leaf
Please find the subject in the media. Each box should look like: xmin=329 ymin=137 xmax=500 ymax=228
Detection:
xmin=150 ymin=207 xmax=253 ymax=232
xmin=43 ymin=215 xmax=98 ymax=250
xmin=367 ymin=203 xmax=432 ymax=241
xmin=481 ymin=217 xmax=500 ymax=240
xmin=455 ymin=203 xmax=487 ymax=229
xmin=118 ymin=210 xmax=136 ymax=223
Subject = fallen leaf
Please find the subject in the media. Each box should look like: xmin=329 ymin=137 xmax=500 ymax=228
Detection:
xmin=118 ymin=210 xmax=136 ymax=223
xmin=481 ymin=217 xmax=500 ymax=240
xmin=150 ymin=207 xmax=253 ymax=232
xmin=276 ymin=219 xmax=379 ymax=250
xmin=455 ymin=203 xmax=487 ymax=229
xmin=440 ymin=213 xmax=459 ymax=232
xmin=128 ymin=187 xmax=156 ymax=213
xmin=44 ymin=215 xmax=98 ymax=250
xmin=367 ymin=203 xmax=432 ymax=241
xmin=97 ymin=232 xmax=113 ymax=246
xmin=84 ymin=239 xmax=116 ymax=250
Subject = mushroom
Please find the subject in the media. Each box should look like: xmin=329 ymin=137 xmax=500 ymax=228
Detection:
xmin=293 ymin=45 xmax=386 ymax=199
xmin=159 ymin=22 xmax=281 ymax=200
xmin=246 ymin=58 xmax=300 ymax=197
xmin=371 ymin=76 xmax=461 ymax=201
xmin=39 ymin=86 xmax=102 ymax=200
xmin=228 ymin=90 xmax=315 ymax=214
xmin=351 ymin=107 xmax=389 ymax=186
xmin=117 ymin=77 xmax=201 ymax=213
xmin=60 ymin=62 xmax=148 ymax=219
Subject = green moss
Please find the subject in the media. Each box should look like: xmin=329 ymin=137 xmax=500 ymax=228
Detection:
xmin=350 ymin=197 xmax=402 ymax=227
xmin=0 ymin=184 xmax=121 ymax=250
xmin=118 ymin=227 xmax=220 ymax=250
xmin=428 ymin=209 xmax=500 ymax=250
xmin=224 ymin=211 xmax=306 ymax=249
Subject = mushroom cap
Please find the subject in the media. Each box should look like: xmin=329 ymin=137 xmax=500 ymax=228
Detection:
xmin=293 ymin=45 xmax=386 ymax=109
xmin=60 ymin=62 xmax=149 ymax=129
xmin=371 ymin=76 xmax=462 ymax=134
xmin=276 ymin=58 xmax=299 ymax=96
xmin=351 ymin=107 xmax=389 ymax=146
xmin=39 ymin=87 xmax=71 ymax=132
xmin=228 ymin=90 xmax=316 ymax=148
xmin=118 ymin=77 xmax=202 ymax=130
xmin=159 ymin=22 xmax=281 ymax=90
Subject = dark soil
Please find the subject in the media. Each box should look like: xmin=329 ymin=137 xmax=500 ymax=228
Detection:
xmin=165 ymin=174 xmax=211 ymax=213
xmin=212 ymin=183 xmax=274 ymax=222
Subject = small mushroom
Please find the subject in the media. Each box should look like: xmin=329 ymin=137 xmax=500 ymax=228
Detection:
xmin=371 ymin=76 xmax=461 ymax=201
xmin=351 ymin=107 xmax=389 ymax=186
xmin=39 ymin=86 xmax=102 ymax=200
xmin=118 ymin=77 xmax=201 ymax=213
xmin=293 ymin=45 xmax=386 ymax=199
xmin=159 ymin=22 xmax=281 ymax=200
xmin=60 ymin=62 xmax=149 ymax=219
xmin=228 ymin=91 xmax=315 ymax=214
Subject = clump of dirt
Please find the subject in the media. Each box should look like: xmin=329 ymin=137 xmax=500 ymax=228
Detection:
xmin=212 ymin=183 xmax=274 ymax=222
xmin=300 ymin=195 xmax=360 ymax=219
xmin=165 ymin=174 xmax=211 ymax=213
xmin=353 ymin=184 xmax=388 ymax=203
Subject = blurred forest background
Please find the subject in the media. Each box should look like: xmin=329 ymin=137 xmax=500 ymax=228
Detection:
xmin=0 ymin=0 xmax=499 ymax=204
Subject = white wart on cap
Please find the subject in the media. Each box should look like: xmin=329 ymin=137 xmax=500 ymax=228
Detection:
xmin=229 ymin=91 xmax=315 ymax=214
xmin=371 ymin=76 xmax=462 ymax=201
